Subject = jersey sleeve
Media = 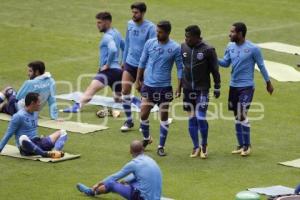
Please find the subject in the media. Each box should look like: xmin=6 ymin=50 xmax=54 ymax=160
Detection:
xmin=147 ymin=24 xmax=156 ymax=39
xmin=253 ymin=46 xmax=270 ymax=82
xmin=218 ymin=44 xmax=231 ymax=67
xmin=0 ymin=114 xmax=21 ymax=151
xmin=174 ymin=45 xmax=183 ymax=79
xmin=16 ymin=80 xmax=31 ymax=100
xmin=208 ymin=48 xmax=221 ymax=89
xmin=138 ymin=40 xmax=150 ymax=68
xmin=102 ymin=161 xmax=135 ymax=183
xmin=48 ymin=79 xmax=58 ymax=120
xmin=122 ymin=28 xmax=129 ymax=64
xmin=106 ymin=35 xmax=118 ymax=67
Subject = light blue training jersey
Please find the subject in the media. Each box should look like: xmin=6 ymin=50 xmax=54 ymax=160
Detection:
xmin=0 ymin=109 xmax=38 ymax=151
xmin=218 ymin=40 xmax=270 ymax=87
xmin=123 ymin=19 xmax=156 ymax=67
xmin=99 ymin=28 xmax=124 ymax=69
xmin=103 ymin=154 xmax=162 ymax=200
xmin=139 ymin=38 xmax=183 ymax=87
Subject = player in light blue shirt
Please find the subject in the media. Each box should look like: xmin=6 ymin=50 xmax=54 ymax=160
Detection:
xmin=121 ymin=2 xmax=156 ymax=132
xmin=0 ymin=61 xmax=58 ymax=120
xmin=76 ymin=140 xmax=162 ymax=200
xmin=218 ymin=22 xmax=274 ymax=156
xmin=63 ymin=12 xmax=124 ymax=113
xmin=0 ymin=93 xmax=67 ymax=158
xmin=135 ymin=21 xmax=183 ymax=156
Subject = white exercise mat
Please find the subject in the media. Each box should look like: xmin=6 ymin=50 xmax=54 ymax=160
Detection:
xmin=258 ymin=42 xmax=300 ymax=55
xmin=56 ymin=92 xmax=159 ymax=112
xmin=248 ymin=185 xmax=294 ymax=196
xmin=255 ymin=60 xmax=300 ymax=82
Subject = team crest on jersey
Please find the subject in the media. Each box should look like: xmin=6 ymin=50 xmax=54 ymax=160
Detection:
xmin=197 ymin=52 xmax=204 ymax=60
xmin=168 ymin=48 xmax=173 ymax=53
xmin=183 ymin=52 xmax=187 ymax=57
xmin=141 ymin=29 xmax=146 ymax=33
xmin=244 ymin=48 xmax=250 ymax=53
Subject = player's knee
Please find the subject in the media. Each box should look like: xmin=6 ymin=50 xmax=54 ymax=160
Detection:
xmin=104 ymin=180 xmax=115 ymax=191
xmin=19 ymin=135 xmax=30 ymax=145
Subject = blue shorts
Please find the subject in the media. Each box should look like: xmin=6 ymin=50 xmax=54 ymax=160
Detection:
xmin=20 ymin=136 xmax=54 ymax=156
xmin=124 ymin=63 xmax=139 ymax=81
xmin=94 ymin=68 xmax=123 ymax=93
xmin=228 ymin=86 xmax=254 ymax=114
xmin=141 ymin=85 xmax=173 ymax=106
xmin=183 ymin=89 xmax=209 ymax=112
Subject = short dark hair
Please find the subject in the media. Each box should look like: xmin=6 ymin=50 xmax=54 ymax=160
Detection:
xmin=95 ymin=11 xmax=112 ymax=21
xmin=233 ymin=22 xmax=247 ymax=37
xmin=185 ymin=25 xmax=201 ymax=38
xmin=131 ymin=2 xmax=147 ymax=13
xmin=28 ymin=60 xmax=45 ymax=75
xmin=157 ymin=21 xmax=171 ymax=34
xmin=25 ymin=92 xmax=39 ymax=106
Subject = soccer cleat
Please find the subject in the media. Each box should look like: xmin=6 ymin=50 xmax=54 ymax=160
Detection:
xmin=47 ymin=150 xmax=64 ymax=158
xmin=62 ymin=102 xmax=80 ymax=113
xmin=76 ymin=183 xmax=95 ymax=196
xmin=200 ymin=145 xmax=208 ymax=159
xmin=142 ymin=136 xmax=152 ymax=148
xmin=157 ymin=147 xmax=167 ymax=157
xmin=111 ymin=109 xmax=121 ymax=118
xmin=241 ymin=146 xmax=251 ymax=156
xmin=120 ymin=120 xmax=134 ymax=132
xmin=231 ymin=146 xmax=243 ymax=154
xmin=190 ymin=148 xmax=200 ymax=158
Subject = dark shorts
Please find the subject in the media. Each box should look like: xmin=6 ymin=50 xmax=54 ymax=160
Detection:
xmin=20 ymin=136 xmax=54 ymax=156
xmin=124 ymin=63 xmax=138 ymax=81
xmin=183 ymin=89 xmax=209 ymax=112
xmin=0 ymin=88 xmax=18 ymax=116
xmin=228 ymin=86 xmax=254 ymax=114
xmin=141 ymin=85 xmax=173 ymax=106
xmin=94 ymin=68 xmax=123 ymax=93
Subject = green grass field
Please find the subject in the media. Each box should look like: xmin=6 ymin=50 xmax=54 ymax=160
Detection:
xmin=0 ymin=0 xmax=300 ymax=199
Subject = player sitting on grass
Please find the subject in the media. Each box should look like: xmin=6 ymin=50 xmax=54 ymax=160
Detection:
xmin=0 ymin=93 xmax=67 ymax=158
xmin=76 ymin=140 xmax=162 ymax=200
xmin=0 ymin=60 xmax=58 ymax=120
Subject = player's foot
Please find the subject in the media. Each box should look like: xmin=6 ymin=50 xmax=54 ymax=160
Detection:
xmin=62 ymin=103 xmax=80 ymax=113
xmin=190 ymin=147 xmax=200 ymax=158
xmin=120 ymin=120 xmax=134 ymax=132
xmin=241 ymin=146 xmax=251 ymax=156
xmin=157 ymin=147 xmax=167 ymax=157
xmin=142 ymin=136 xmax=152 ymax=148
xmin=76 ymin=183 xmax=95 ymax=196
xmin=47 ymin=150 xmax=64 ymax=158
xmin=231 ymin=146 xmax=243 ymax=154
xmin=200 ymin=145 xmax=208 ymax=159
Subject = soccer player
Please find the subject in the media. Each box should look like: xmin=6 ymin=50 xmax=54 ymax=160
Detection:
xmin=0 ymin=93 xmax=67 ymax=158
xmin=218 ymin=22 xmax=274 ymax=156
xmin=120 ymin=2 xmax=156 ymax=132
xmin=135 ymin=21 xmax=183 ymax=156
xmin=76 ymin=140 xmax=162 ymax=200
xmin=0 ymin=61 xmax=58 ymax=120
xmin=181 ymin=25 xmax=221 ymax=159
xmin=63 ymin=12 xmax=124 ymax=113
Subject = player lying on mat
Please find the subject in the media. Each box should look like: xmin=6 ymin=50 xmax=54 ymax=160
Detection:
xmin=0 ymin=93 xmax=67 ymax=158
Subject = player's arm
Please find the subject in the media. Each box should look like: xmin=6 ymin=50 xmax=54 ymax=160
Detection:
xmin=122 ymin=28 xmax=129 ymax=66
xmin=253 ymin=47 xmax=274 ymax=95
xmin=208 ymin=48 xmax=221 ymax=98
xmin=0 ymin=114 xmax=20 ymax=152
xmin=16 ymin=80 xmax=31 ymax=100
xmin=174 ymin=46 xmax=183 ymax=98
xmin=101 ymin=162 xmax=134 ymax=184
xmin=103 ymin=35 xmax=118 ymax=70
xmin=218 ymin=45 xmax=231 ymax=67
xmin=147 ymin=24 xmax=156 ymax=39
xmin=135 ymin=40 xmax=150 ymax=91
xmin=48 ymin=80 xmax=58 ymax=120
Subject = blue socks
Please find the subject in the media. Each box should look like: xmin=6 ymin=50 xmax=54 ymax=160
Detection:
xmin=159 ymin=120 xmax=169 ymax=147
xmin=188 ymin=117 xmax=199 ymax=149
xmin=131 ymin=96 xmax=141 ymax=108
xmin=235 ymin=121 xmax=243 ymax=147
xmin=241 ymin=120 xmax=250 ymax=147
xmin=122 ymin=95 xmax=132 ymax=123
xmin=54 ymin=130 xmax=68 ymax=151
xmin=140 ymin=120 xmax=150 ymax=139
xmin=21 ymin=140 xmax=48 ymax=157
xmin=76 ymin=183 xmax=95 ymax=196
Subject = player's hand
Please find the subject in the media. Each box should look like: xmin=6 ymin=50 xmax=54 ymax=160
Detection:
xmin=101 ymin=65 xmax=109 ymax=71
xmin=92 ymin=182 xmax=103 ymax=191
xmin=175 ymin=87 xmax=181 ymax=98
xmin=266 ymin=81 xmax=274 ymax=95
xmin=135 ymin=81 xmax=142 ymax=92
xmin=213 ymin=89 xmax=221 ymax=98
